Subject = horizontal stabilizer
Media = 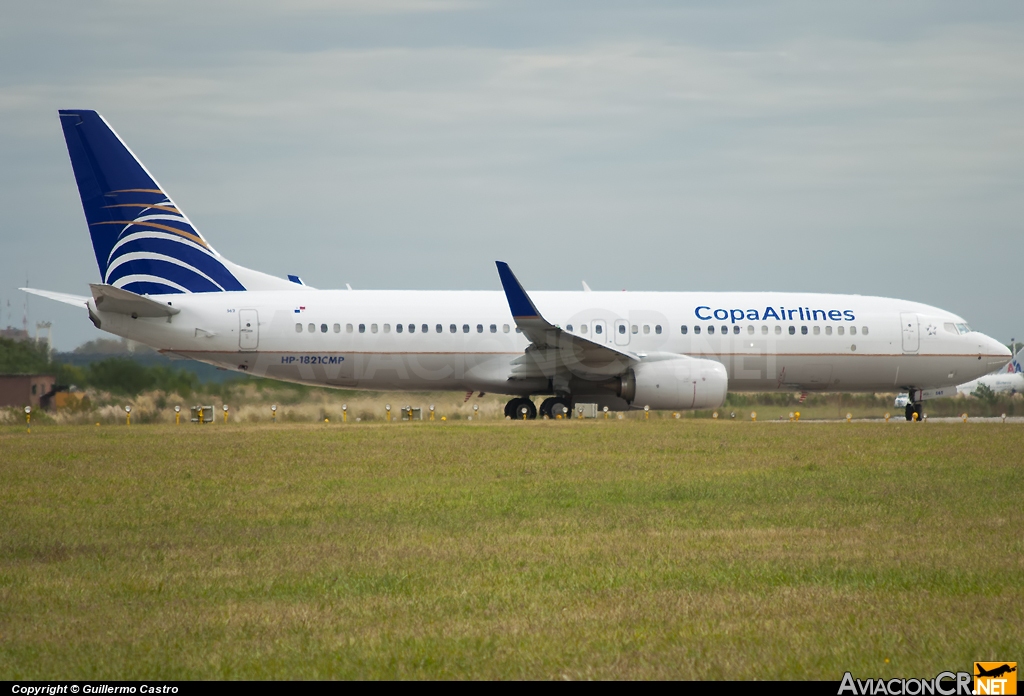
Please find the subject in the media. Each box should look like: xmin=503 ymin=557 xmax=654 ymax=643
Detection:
xmin=90 ymin=283 xmax=180 ymax=317
xmin=20 ymin=287 xmax=90 ymax=308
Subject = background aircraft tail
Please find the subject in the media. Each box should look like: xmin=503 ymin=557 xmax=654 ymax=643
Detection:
xmin=1008 ymin=345 xmax=1024 ymax=374
xmin=58 ymin=109 xmax=295 ymax=295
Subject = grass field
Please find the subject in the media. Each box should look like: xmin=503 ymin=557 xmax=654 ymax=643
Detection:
xmin=1 ymin=420 xmax=1021 ymax=679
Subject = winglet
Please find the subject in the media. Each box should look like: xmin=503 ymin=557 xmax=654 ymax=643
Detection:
xmin=495 ymin=261 xmax=543 ymax=320
xmin=494 ymin=261 xmax=638 ymax=372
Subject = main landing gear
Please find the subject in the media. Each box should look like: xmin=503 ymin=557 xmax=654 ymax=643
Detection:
xmin=539 ymin=396 xmax=571 ymax=419
xmin=503 ymin=396 xmax=572 ymax=420
xmin=504 ymin=397 xmax=537 ymax=420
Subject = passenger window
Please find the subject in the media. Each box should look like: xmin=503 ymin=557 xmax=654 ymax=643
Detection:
xmin=503 ymin=324 xmax=510 ymax=333
xmin=655 ymin=325 xmax=662 ymax=334
xmin=825 ymin=326 xmax=832 ymax=335
xmin=359 ymin=324 xmax=366 ymax=333
xmin=396 ymin=324 xmax=403 ymax=333
xmin=708 ymin=326 xmax=715 ymax=335
xmin=813 ymin=326 xmax=820 ymax=335
xmin=721 ymin=326 xmax=728 ymax=335
xmin=295 ymin=323 xmax=302 ymax=333
xmin=789 ymin=326 xmax=795 ymax=335
xmin=463 ymin=324 xmax=470 ymax=333
xmin=801 ymin=326 xmax=807 ymax=335
xmin=477 ymin=324 xmax=483 ymax=333
xmin=371 ymin=324 xmax=378 ymax=333
xmin=850 ymin=326 xmax=857 ymax=336
xmin=408 ymin=324 xmax=415 ymax=333
xmin=618 ymin=324 xmax=626 ymax=334
xmin=761 ymin=326 xmax=768 ymax=335
xmin=837 ymin=326 xmax=844 ymax=335
xmin=422 ymin=324 xmax=428 ymax=333
xmin=436 ymin=324 xmax=442 ymax=333
xmin=384 ymin=324 xmax=391 ymax=333
xmin=643 ymin=325 xmax=650 ymax=334
xmin=694 ymin=325 xmax=701 ymax=335
xmin=775 ymin=326 xmax=781 ymax=335
xmin=321 ymin=324 xmax=328 ymax=333
xmin=581 ymin=325 xmax=588 ymax=334
xmin=567 ymin=324 xmax=574 ymax=332
xmin=450 ymin=324 xmax=457 ymax=333
xmin=333 ymin=324 xmax=341 ymax=333
xmin=345 ymin=324 xmax=353 ymax=333
xmin=862 ymin=327 xmax=868 ymax=335
xmin=490 ymin=324 xmax=497 ymax=333
xmin=747 ymin=326 xmax=754 ymax=335
xmin=308 ymin=323 xmax=315 ymax=333
xmin=595 ymin=324 xmax=603 ymax=334
xmin=681 ymin=325 xmax=688 ymax=335
xmin=732 ymin=326 xmax=739 ymax=335
xmin=631 ymin=325 xmax=638 ymax=334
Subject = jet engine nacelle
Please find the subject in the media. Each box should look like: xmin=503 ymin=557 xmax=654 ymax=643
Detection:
xmin=620 ymin=357 xmax=728 ymax=411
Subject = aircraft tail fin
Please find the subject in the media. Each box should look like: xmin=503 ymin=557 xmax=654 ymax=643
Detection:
xmin=1010 ymin=345 xmax=1024 ymax=374
xmin=58 ymin=110 xmax=297 ymax=295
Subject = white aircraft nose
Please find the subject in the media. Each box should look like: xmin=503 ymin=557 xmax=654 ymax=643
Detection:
xmin=979 ymin=334 xmax=1012 ymax=370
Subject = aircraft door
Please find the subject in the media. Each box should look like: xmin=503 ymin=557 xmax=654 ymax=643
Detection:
xmin=239 ymin=309 xmax=259 ymax=351
xmin=900 ymin=312 xmax=919 ymax=353
xmin=614 ymin=319 xmax=630 ymax=346
xmin=591 ymin=320 xmax=609 ymax=344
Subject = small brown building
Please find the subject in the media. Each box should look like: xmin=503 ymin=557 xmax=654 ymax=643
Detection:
xmin=0 ymin=374 xmax=57 ymax=410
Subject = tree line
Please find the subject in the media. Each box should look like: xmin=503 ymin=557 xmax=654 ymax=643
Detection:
xmin=0 ymin=337 xmax=198 ymax=397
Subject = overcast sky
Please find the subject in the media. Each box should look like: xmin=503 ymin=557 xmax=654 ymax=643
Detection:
xmin=2 ymin=1 xmax=1022 ymax=350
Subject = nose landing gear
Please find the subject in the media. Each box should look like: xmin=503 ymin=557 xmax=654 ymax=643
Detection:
xmin=905 ymin=401 xmax=923 ymax=421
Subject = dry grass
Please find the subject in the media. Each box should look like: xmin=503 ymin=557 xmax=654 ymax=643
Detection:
xmin=0 ymin=420 xmax=1021 ymax=679
xmin=4 ymin=380 xmax=1019 ymax=427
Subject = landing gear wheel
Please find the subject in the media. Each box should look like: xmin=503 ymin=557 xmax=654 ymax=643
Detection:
xmin=539 ymin=396 xmax=571 ymax=419
xmin=905 ymin=403 xmax=924 ymax=421
xmin=504 ymin=397 xmax=537 ymax=420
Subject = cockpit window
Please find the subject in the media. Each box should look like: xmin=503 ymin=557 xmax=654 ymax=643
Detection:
xmin=955 ymin=323 xmax=970 ymax=334
xmin=944 ymin=323 xmax=957 ymax=334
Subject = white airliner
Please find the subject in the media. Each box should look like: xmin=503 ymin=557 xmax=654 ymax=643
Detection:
xmin=24 ymin=110 xmax=1011 ymax=421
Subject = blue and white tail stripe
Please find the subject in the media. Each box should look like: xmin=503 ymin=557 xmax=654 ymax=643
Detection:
xmin=97 ymin=193 xmax=245 ymax=293
xmin=59 ymin=109 xmax=245 ymax=295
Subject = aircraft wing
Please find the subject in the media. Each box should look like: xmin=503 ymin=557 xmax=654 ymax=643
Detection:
xmin=495 ymin=261 xmax=637 ymax=378
xmin=20 ymin=287 xmax=90 ymax=308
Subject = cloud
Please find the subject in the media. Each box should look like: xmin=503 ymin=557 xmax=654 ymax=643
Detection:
xmin=1 ymin=2 xmax=1023 ymax=348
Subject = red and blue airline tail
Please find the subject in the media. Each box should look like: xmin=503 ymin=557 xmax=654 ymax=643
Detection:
xmin=1009 ymin=345 xmax=1023 ymax=374
xmin=59 ymin=109 xmax=248 ymax=295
